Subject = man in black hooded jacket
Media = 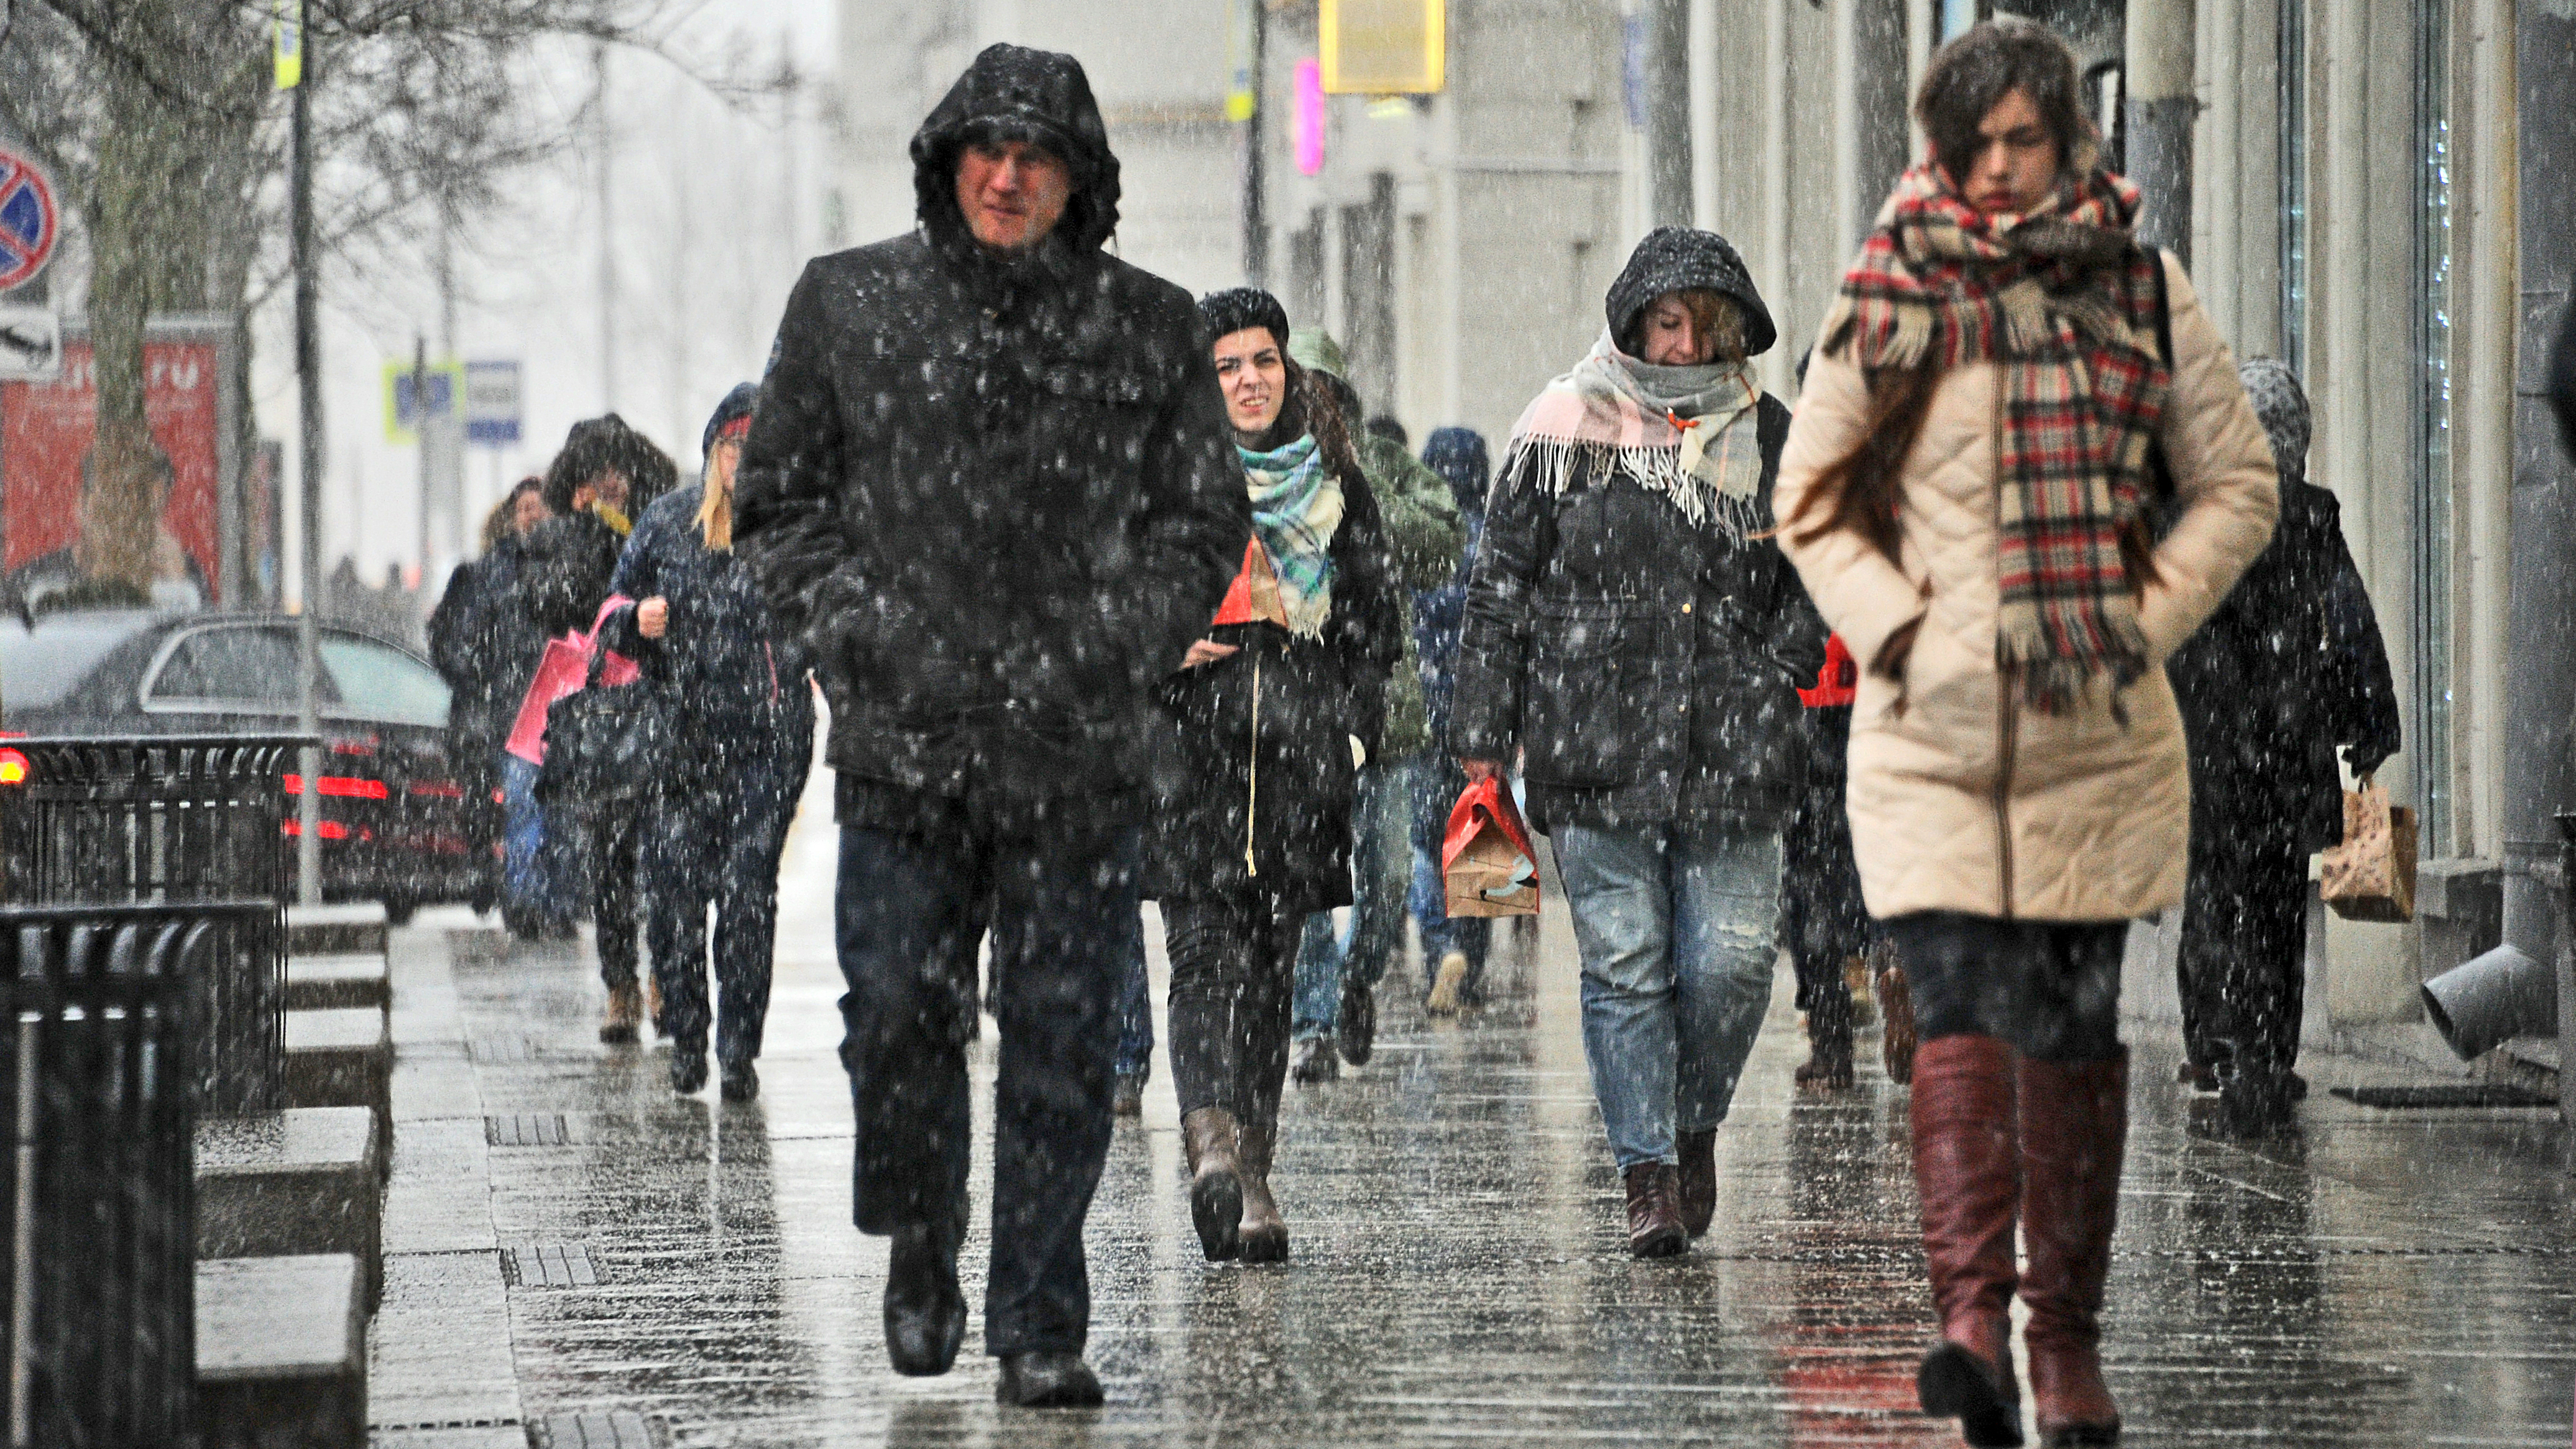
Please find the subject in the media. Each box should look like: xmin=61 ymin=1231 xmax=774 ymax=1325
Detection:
xmin=732 ymin=44 xmax=1247 ymax=1407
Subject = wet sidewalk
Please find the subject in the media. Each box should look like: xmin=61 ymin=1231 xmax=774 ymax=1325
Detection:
xmin=369 ymin=775 xmax=2576 ymax=1448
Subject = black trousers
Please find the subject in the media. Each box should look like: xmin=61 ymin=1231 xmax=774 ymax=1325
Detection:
xmin=645 ymin=734 xmax=810 ymax=1064
xmin=2178 ymin=821 xmax=2309 ymax=1083
xmin=1884 ymin=911 xmax=2127 ymax=1064
xmin=585 ymin=799 xmax=646 ymax=991
xmin=1162 ymin=895 xmax=1304 ymax=1131
xmin=834 ymin=817 xmax=1128 ymax=1358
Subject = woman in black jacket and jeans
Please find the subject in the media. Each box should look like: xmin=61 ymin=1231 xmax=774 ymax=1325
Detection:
xmin=1146 ymin=288 xmax=1401 ymax=1264
xmin=1453 ymin=228 xmax=1824 ymax=1259
xmin=602 ymin=385 xmax=815 ymax=1100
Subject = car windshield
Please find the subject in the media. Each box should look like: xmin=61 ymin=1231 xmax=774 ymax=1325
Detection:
xmin=149 ymin=624 xmax=309 ymax=707
xmin=320 ymin=633 xmax=449 ymax=728
xmin=0 ymin=611 xmax=157 ymax=712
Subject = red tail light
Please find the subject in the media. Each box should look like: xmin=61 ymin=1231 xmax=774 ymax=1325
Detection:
xmin=407 ymin=780 xmax=463 ymax=799
xmin=280 ymin=820 xmax=353 ymax=840
xmin=0 ymin=749 xmax=27 ymax=786
xmin=283 ymin=774 xmax=389 ymax=800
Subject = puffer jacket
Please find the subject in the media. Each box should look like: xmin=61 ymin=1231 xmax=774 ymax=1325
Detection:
xmin=732 ymin=44 xmax=1248 ymax=831
xmin=1453 ymin=397 xmax=1827 ymax=834
xmin=1775 ymin=254 xmax=2278 ymax=922
xmin=600 ymin=484 xmax=814 ymax=752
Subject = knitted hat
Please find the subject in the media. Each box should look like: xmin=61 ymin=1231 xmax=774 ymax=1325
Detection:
xmin=2237 ymin=359 xmax=2309 ymax=479
xmin=1604 ymin=226 xmax=1777 ymax=357
xmin=701 ymin=382 xmax=758 ymax=460
xmin=1198 ymin=287 xmax=1290 ymax=351
xmin=1421 ymin=426 xmax=1490 ymax=512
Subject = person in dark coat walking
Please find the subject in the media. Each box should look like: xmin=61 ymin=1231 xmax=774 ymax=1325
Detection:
xmin=599 ymin=384 xmax=815 ymax=1103
xmin=1455 ymin=227 xmax=1826 ymax=1259
xmin=428 ymin=478 xmax=549 ymax=919
xmin=1778 ymin=633 xmax=1870 ymax=1090
xmin=520 ymin=415 xmax=679 ymax=1043
xmin=2169 ymin=359 xmax=2399 ymax=1130
xmin=1407 ymin=426 xmax=1496 ymax=1006
xmin=730 ymin=44 xmax=1248 ymax=1407
xmin=1146 ymin=287 xmax=1402 ymax=1266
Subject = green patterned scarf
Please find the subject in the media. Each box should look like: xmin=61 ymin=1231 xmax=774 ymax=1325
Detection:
xmin=1238 ymin=433 xmax=1345 ymax=640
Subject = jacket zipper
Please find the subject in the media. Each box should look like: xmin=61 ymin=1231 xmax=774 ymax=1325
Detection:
xmin=1995 ymin=665 xmax=2019 ymax=919
xmin=1244 ymin=655 xmax=1261 ymax=877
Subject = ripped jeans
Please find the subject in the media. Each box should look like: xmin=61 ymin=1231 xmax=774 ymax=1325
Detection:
xmin=1555 ymin=822 xmax=1782 ymax=1171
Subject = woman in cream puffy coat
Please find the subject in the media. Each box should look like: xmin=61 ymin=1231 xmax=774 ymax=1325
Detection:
xmin=1773 ymin=21 xmax=2275 ymax=1449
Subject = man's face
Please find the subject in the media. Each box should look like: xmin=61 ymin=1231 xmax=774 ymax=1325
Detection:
xmin=1959 ymin=87 xmax=2060 ymax=217
xmin=1212 ymin=328 xmax=1287 ymax=436
xmin=512 ymin=489 xmax=548 ymax=538
xmin=954 ymin=140 xmax=1073 ymax=252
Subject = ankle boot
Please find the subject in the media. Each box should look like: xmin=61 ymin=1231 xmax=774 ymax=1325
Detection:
xmin=1236 ymin=1120 xmax=1289 ymax=1263
xmin=883 ymin=1216 xmax=966 ymax=1376
xmin=1675 ymin=1129 xmax=1718 ymax=1237
xmin=599 ymin=982 xmax=643 ymax=1044
xmin=1877 ymin=950 xmax=1919 ymax=1086
xmin=1180 ymin=1106 xmax=1243 ymax=1261
xmin=1910 ymin=1035 xmax=2024 ymax=1448
xmin=1622 ymin=1163 xmax=1686 ymax=1259
xmin=1796 ymin=982 xmax=1856 ymax=1090
xmin=2018 ymin=1051 xmax=2128 ymax=1447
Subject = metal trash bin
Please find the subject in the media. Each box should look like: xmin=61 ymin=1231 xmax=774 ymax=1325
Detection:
xmin=0 ymin=737 xmax=309 ymax=1113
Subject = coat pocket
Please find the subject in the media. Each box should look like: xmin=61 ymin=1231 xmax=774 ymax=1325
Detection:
xmin=1520 ymin=600 xmax=1649 ymax=788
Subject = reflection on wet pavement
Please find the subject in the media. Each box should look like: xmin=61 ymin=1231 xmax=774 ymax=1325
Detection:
xmin=370 ymin=769 xmax=2576 ymax=1448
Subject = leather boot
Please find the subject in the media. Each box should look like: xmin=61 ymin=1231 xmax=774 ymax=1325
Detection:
xmin=996 ymin=1351 xmax=1103 ymax=1407
xmin=1910 ymin=1035 xmax=2024 ymax=1448
xmin=1622 ymin=1163 xmax=1686 ymax=1259
xmin=883 ymin=1215 xmax=966 ymax=1376
xmin=1877 ymin=949 xmax=1919 ymax=1086
xmin=1236 ymin=1120 xmax=1289 ymax=1263
xmin=1797 ymin=980 xmax=1856 ymax=1090
xmin=599 ymin=982 xmax=643 ymax=1044
xmin=1675 ymin=1129 xmax=1718 ymax=1237
xmin=1180 ymin=1106 xmax=1243 ymax=1261
xmin=2018 ymin=1051 xmax=2128 ymax=1447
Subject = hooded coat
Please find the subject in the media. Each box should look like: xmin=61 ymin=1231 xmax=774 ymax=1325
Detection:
xmin=732 ymin=44 xmax=1251 ymax=834
xmin=2165 ymin=362 xmax=2398 ymax=852
xmin=1413 ymin=428 xmax=1489 ymax=754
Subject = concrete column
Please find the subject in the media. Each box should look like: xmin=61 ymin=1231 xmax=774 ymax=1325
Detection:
xmin=2195 ymin=0 xmax=2240 ymax=341
xmin=1762 ymin=0 xmax=1792 ymax=396
xmin=1645 ymin=0 xmax=1694 ymax=227
xmin=1832 ymin=0 xmax=1859 ymax=257
xmin=2126 ymin=0 xmax=2195 ymax=264
xmin=1689 ymin=0 xmax=1718 ymax=229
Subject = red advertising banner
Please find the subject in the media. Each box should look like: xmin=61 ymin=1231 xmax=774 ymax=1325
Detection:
xmin=2 ymin=335 xmax=222 ymax=601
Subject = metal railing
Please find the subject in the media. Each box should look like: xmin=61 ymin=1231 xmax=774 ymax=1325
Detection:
xmin=0 ymin=736 xmax=308 ymax=1113
xmin=0 ymin=903 xmax=240 ymax=1449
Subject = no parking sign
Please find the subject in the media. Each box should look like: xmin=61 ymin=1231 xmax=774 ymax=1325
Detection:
xmin=0 ymin=150 xmax=57 ymax=293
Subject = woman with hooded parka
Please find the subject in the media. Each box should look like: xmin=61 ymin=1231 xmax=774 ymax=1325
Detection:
xmin=1453 ymin=228 xmax=1826 ymax=1261
xmin=1775 ymin=21 xmax=2277 ymax=1446
xmin=1144 ymin=287 xmax=1401 ymax=1266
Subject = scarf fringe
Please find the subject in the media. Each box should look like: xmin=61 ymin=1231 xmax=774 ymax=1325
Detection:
xmin=1995 ymin=609 xmax=2151 ymax=715
xmin=1503 ymin=437 xmax=1767 ymax=541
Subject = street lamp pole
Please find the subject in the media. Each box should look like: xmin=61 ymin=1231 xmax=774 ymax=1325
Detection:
xmin=290 ymin=0 xmax=323 ymax=904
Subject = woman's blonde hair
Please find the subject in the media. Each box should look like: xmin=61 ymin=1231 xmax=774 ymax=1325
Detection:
xmin=697 ymin=446 xmax=736 ymax=551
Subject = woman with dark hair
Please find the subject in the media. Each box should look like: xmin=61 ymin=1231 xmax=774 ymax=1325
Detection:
xmin=1144 ymin=287 xmax=1401 ymax=1264
xmin=429 ymin=478 xmax=550 ymax=921
xmin=600 ymin=385 xmax=815 ymax=1100
xmin=1454 ymin=227 xmax=1824 ymax=1261
xmin=1776 ymin=19 xmax=2277 ymax=1446
xmin=518 ymin=413 xmax=682 ymax=1041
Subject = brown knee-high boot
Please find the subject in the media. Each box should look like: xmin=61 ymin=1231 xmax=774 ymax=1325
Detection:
xmin=1910 ymin=1034 xmax=2025 ymax=1448
xmin=2017 ymin=1051 xmax=2128 ymax=1447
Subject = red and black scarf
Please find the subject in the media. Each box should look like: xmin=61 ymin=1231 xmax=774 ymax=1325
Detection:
xmin=1819 ymin=161 xmax=2171 ymax=714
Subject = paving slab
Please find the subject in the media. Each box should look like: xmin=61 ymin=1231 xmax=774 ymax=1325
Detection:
xmin=292 ymin=950 xmax=392 ymax=1012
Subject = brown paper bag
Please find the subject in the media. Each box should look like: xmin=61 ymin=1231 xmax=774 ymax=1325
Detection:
xmin=2320 ymin=778 xmax=2416 ymax=922
xmin=1442 ymin=778 xmax=1539 ymax=918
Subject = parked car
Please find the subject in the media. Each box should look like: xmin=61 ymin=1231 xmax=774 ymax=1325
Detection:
xmin=0 ymin=609 xmax=478 ymax=921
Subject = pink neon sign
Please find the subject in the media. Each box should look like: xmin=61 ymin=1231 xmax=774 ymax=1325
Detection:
xmin=1295 ymin=58 xmax=1325 ymax=177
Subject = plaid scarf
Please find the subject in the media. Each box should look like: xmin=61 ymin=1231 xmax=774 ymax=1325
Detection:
xmin=1238 ymin=433 xmax=1345 ymax=640
xmin=1819 ymin=162 xmax=2171 ymax=714
xmin=1502 ymin=331 xmax=1767 ymax=541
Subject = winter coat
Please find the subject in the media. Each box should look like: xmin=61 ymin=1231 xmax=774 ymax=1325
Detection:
xmin=2168 ymin=475 xmax=2398 ymax=853
xmin=1141 ymin=426 xmax=1405 ymax=912
xmin=1775 ymin=254 xmax=2278 ymax=922
xmin=427 ymin=538 xmax=547 ymax=756
xmin=600 ymin=485 xmax=814 ymax=754
xmin=1452 ymin=396 xmax=1828 ymax=834
xmin=1415 ymin=428 xmax=1490 ymax=753
xmin=1359 ymin=430 xmax=1463 ymax=760
xmin=517 ymin=508 xmax=625 ymax=638
xmin=732 ymin=44 xmax=1249 ymax=834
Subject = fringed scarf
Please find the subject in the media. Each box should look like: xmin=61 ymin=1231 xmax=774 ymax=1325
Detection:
xmin=1501 ymin=331 xmax=1767 ymax=541
xmin=1238 ymin=433 xmax=1345 ymax=640
xmin=1818 ymin=160 xmax=2171 ymax=715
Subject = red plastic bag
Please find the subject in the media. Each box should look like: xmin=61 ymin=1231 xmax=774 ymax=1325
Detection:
xmin=1442 ymin=776 xmax=1540 ymax=918
xmin=502 ymin=596 xmax=639 ymax=765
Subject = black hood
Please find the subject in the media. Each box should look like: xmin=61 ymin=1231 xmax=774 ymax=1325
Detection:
xmin=910 ymin=44 xmax=1121 ymax=254
xmin=1604 ymin=226 xmax=1777 ymax=358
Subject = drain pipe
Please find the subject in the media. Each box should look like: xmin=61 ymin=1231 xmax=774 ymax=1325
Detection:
xmin=2124 ymin=0 xmax=2194 ymax=264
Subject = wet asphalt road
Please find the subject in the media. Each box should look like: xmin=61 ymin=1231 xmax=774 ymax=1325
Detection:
xmin=370 ymin=768 xmax=2576 ymax=1448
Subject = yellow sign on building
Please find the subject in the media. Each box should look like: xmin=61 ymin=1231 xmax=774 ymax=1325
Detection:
xmin=1320 ymin=0 xmax=1445 ymax=94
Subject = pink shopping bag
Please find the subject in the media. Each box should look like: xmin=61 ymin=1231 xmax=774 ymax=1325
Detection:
xmin=503 ymin=597 xmax=638 ymax=765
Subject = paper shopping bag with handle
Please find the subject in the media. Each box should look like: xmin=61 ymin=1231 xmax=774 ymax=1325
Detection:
xmin=1442 ymin=777 xmax=1540 ymax=918
xmin=2320 ymin=775 xmax=2416 ymax=923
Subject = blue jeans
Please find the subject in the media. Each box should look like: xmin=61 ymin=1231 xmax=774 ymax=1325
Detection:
xmin=1556 ymin=821 xmax=1781 ymax=1171
xmin=1406 ymin=756 xmax=1492 ymax=991
xmin=499 ymin=752 xmax=574 ymax=929
xmin=1292 ymin=756 xmax=1412 ymax=1039
xmin=1111 ymin=835 xmax=1154 ymax=1080
xmin=835 ymin=816 xmax=1130 ymax=1358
